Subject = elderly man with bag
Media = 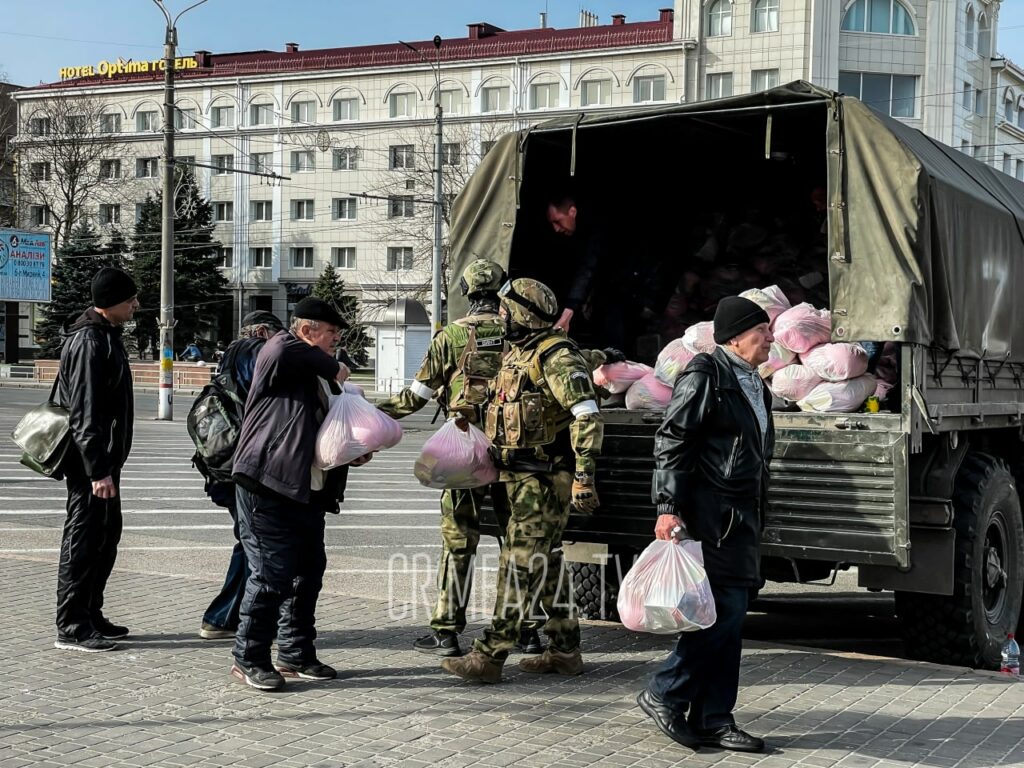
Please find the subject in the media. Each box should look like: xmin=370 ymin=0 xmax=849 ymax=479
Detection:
xmin=638 ymin=295 xmax=775 ymax=753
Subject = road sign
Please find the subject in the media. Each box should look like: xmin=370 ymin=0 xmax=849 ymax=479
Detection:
xmin=0 ymin=229 xmax=52 ymax=303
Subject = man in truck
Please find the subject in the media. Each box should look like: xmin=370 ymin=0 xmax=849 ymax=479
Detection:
xmin=638 ymin=295 xmax=774 ymax=753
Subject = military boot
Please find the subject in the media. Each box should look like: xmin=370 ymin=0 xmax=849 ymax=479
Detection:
xmin=440 ymin=649 xmax=504 ymax=684
xmin=518 ymin=647 xmax=584 ymax=676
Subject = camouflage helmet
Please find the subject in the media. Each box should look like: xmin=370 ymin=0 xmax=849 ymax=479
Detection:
xmin=498 ymin=277 xmax=559 ymax=330
xmin=459 ymin=258 xmax=506 ymax=298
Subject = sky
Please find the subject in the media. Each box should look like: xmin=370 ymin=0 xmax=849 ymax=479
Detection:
xmin=2 ymin=0 xmax=1023 ymax=87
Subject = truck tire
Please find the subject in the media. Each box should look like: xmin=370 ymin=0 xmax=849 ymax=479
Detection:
xmin=896 ymin=452 xmax=1024 ymax=668
xmin=569 ymin=548 xmax=638 ymax=621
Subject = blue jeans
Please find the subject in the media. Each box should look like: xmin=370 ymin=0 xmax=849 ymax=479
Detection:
xmin=201 ymin=502 xmax=247 ymax=630
xmin=646 ymin=584 xmax=749 ymax=731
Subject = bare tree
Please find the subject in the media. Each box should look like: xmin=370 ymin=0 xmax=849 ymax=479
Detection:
xmin=0 ymin=71 xmax=19 ymax=227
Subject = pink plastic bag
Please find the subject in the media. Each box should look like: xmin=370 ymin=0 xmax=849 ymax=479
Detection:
xmin=654 ymin=339 xmax=696 ymax=385
xmin=770 ymin=364 xmax=823 ymax=402
xmin=740 ymin=284 xmax=792 ymax=326
xmin=414 ymin=418 xmax=498 ymax=489
xmin=800 ymin=343 xmax=869 ymax=382
xmin=682 ymin=321 xmax=717 ymax=354
xmin=617 ymin=539 xmax=717 ymax=634
xmin=797 ymin=374 xmax=878 ymax=413
xmin=757 ymin=341 xmax=797 ymax=379
xmin=625 ymin=373 xmax=674 ymax=410
xmin=773 ymin=303 xmax=832 ymax=353
xmin=315 ymin=389 xmax=403 ymax=469
xmin=593 ymin=361 xmax=654 ymax=394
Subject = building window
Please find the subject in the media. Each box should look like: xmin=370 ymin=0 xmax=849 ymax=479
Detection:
xmin=218 ymin=246 xmax=234 ymax=268
xmin=840 ymin=0 xmax=915 ymax=35
xmin=136 ymin=157 xmax=159 ymax=178
xmin=291 ymin=199 xmax=315 ymax=220
xmin=99 ymin=159 xmax=121 ymax=180
xmin=136 ymin=110 xmax=158 ymax=132
xmin=214 ymin=202 xmax=234 ymax=222
xmin=174 ymin=107 xmax=197 ymax=130
xmin=332 ymin=197 xmax=357 ymax=220
xmin=962 ymin=82 xmax=973 ymax=110
xmin=633 ymin=75 xmax=666 ymax=103
xmin=332 ymin=97 xmax=359 ymax=121
xmin=212 ymin=154 xmax=234 ymax=175
xmin=708 ymin=0 xmax=733 ymax=36
xmin=251 ymin=152 xmax=273 ymax=173
xmin=291 ymin=100 xmax=316 ymax=124
xmin=580 ymin=79 xmax=611 ymax=106
xmin=960 ymin=140 xmax=971 ymax=154
xmin=440 ymin=89 xmax=463 ymax=115
xmin=98 ymin=204 xmax=120 ymax=226
xmin=28 ymin=117 xmax=51 ymax=136
xmin=211 ymin=105 xmax=234 ymax=128
xmin=707 ymin=73 xmax=734 ymax=100
xmin=387 ymin=247 xmax=414 ymax=271
xmin=442 ymin=142 xmax=461 ymax=166
xmin=481 ymin=140 xmax=497 ymax=157
xmin=333 ymin=247 xmax=356 ymax=269
xmin=29 ymin=162 xmax=51 ymax=182
xmin=291 ymin=151 xmax=315 ymax=172
xmin=1003 ymin=154 xmax=1013 ymax=175
xmin=405 ymin=179 xmax=416 ymax=190
xmin=388 ymin=196 xmax=415 ymax=218
xmin=530 ymin=82 xmax=560 ymax=110
xmin=249 ymin=103 xmax=274 ymax=126
xmin=481 ymin=86 xmax=510 ymax=113
xmin=977 ymin=13 xmax=990 ymax=56
xmin=1004 ymin=96 xmax=1015 ymax=123
xmin=135 ymin=203 xmax=145 ymax=223
xmin=333 ymin=148 xmax=358 ymax=170
xmin=975 ymin=89 xmax=985 ymax=116
xmin=838 ymin=72 xmax=917 ymax=118
xmin=177 ymin=155 xmax=195 ymax=172
xmin=965 ymin=6 xmax=976 ymax=50
xmin=251 ymin=200 xmax=273 ymax=222
xmin=752 ymin=69 xmax=780 ymax=92
xmin=752 ymin=0 xmax=779 ymax=32
xmin=99 ymin=113 xmax=122 ymax=133
xmin=1017 ymin=160 xmax=1024 ymax=182
xmin=29 ymin=205 xmax=50 ymax=226
xmin=389 ymin=145 xmax=415 ymax=169
xmin=250 ymin=247 xmax=271 ymax=268
xmin=290 ymin=247 xmax=314 ymax=269
xmin=389 ymin=92 xmax=415 ymax=118
xmin=68 ymin=115 xmax=87 ymax=133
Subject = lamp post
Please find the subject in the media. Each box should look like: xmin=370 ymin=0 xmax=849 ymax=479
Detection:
xmin=400 ymin=36 xmax=443 ymax=332
xmin=151 ymin=0 xmax=209 ymax=420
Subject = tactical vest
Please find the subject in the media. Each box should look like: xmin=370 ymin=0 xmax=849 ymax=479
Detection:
xmin=484 ymin=333 xmax=578 ymax=452
xmin=445 ymin=313 xmax=506 ymax=416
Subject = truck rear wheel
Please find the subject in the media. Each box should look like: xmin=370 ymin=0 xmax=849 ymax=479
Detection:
xmin=896 ymin=452 xmax=1024 ymax=668
xmin=570 ymin=547 xmax=638 ymax=621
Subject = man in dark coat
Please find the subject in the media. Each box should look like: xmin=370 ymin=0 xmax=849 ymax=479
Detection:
xmin=230 ymin=297 xmax=365 ymax=691
xmin=638 ymin=295 xmax=775 ymax=753
xmin=54 ymin=267 xmax=139 ymax=652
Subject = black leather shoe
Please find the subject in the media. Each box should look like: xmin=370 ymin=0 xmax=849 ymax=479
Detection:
xmin=698 ymin=725 xmax=765 ymax=753
xmin=516 ymin=627 xmax=544 ymax=654
xmin=93 ymin=616 xmax=129 ymax=640
xmin=636 ymin=690 xmax=700 ymax=750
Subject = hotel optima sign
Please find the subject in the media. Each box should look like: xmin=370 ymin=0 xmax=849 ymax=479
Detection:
xmin=59 ymin=57 xmax=199 ymax=80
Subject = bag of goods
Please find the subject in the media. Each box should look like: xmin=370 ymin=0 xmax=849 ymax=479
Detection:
xmin=654 ymin=338 xmax=696 ymax=385
xmin=800 ymin=343 xmax=869 ymax=382
xmin=797 ymin=374 xmax=878 ymax=413
xmin=315 ymin=390 xmax=403 ymax=469
xmin=593 ymin=361 xmax=654 ymax=394
xmin=682 ymin=321 xmax=717 ymax=354
xmin=414 ymin=418 xmax=498 ymax=489
xmin=625 ymin=373 xmax=674 ymax=411
xmin=617 ymin=539 xmax=717 ymax=634
xmin=773 ymin=303 xmax=832 ymax=353
xmin=757 ymin=342 xmax=797 ymax=379
xmin=739 ymin=284 xmax=791 ymax=326
xmin=770 ymin=364 xmax=823 ymax=402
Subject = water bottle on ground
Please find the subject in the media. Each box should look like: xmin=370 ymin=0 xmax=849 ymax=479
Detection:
xmin=1001 ymin=633 xmax=1020 ymax=677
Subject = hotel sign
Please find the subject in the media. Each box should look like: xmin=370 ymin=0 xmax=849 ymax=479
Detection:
xmin=59 ymin=57 xmax=199 ymax=81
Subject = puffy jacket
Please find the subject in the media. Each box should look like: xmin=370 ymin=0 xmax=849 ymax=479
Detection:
xmin=651 ymin=347 xmax=774 ymax=586
xmin=57 ymin=309 xmax=134 ymax=481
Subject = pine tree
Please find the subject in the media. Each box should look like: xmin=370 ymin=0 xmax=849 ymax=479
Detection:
xmin=311 ymin=262 xmax=372 ymax=367
xmin=35 ymin=222 xmax=123 ymax=357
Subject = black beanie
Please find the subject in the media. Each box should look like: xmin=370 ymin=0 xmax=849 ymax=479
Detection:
xmin=91 ymin=267 xmax=138 ymax=309
xmin=293 ymin=297 xmax=347 ymax=329
xmin=713 ymin=296 xmax=771 ymax=344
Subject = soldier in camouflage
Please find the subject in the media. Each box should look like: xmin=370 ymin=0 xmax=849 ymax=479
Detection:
xmin=377 ymin=259 xmax=543 ymax=657
xmin=441 ymin=277 xmax=604 ymax=684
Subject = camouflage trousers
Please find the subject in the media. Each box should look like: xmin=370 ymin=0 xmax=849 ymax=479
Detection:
xmin=475 ymin=469 xmax=580 ymax=658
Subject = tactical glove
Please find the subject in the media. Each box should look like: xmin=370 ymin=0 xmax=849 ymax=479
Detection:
xmin=602 ymin=347 xmax=627 ymax=364
xmin=571 ymin=472 xmax=599 ymax=514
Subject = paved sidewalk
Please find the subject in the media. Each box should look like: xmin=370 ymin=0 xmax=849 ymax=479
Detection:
xmin=2 ymin=554 xmax=1021 ymax=768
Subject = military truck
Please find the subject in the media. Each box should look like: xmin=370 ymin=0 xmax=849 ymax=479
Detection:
xmin=448 ymin=81 xmax=1024 ymax=669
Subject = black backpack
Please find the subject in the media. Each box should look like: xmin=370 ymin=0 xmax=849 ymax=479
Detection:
xmin=187 ymin=368 xmax=246 ymax=483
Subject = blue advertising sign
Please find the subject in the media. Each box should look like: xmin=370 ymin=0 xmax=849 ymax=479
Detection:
xmin=0 ymin=229 xmax=52 ymax=302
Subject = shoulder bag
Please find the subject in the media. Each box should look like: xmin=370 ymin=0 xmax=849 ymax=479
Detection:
xmin=11 ymin=375 xmax=71 ymax=478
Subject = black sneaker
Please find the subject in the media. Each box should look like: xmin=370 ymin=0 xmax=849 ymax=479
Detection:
xmin=413 ymin=630 xmax=463 ymax=657
xmin=516 ymin=627 xmax=545 ymax=655
xmin=54 ymin=634 xmax=119 ymax=653
xmin=275 ymin=659 xmax=337 ymax=681
xmin=231 ymin=661 xmax=285 ymax=691
xmin=93 ymin=616 xmax=129 ymax=640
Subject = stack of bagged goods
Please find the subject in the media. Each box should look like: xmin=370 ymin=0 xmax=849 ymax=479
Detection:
xmin=414 ymin=417 xmax=498 ymax=489
xmin=739 ymin=284 xmax=791 ymax=325
xmin=592 ymin=360 xmax=654 ymax=394
xmin=315 ymin=386 xmax=403 ymax=469
xmin=653 ymin=338 xmax=695 ymax=386
xmin=625 ymin=373 xmax=674 ymax=410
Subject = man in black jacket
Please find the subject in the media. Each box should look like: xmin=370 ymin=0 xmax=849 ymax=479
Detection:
xmin=230 ymin=297 xmax=360 ymax=691
xmin=55 ymin=267 xmax=139 ymax=652
xmin=638 ymin=296 xmax=775 ymax=754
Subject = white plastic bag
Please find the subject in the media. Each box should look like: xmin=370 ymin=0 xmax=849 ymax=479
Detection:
xmin=740 ymin=284 xmax=791 ymax=326
xmin=769 ymin=364 xmax=823 ymax=402
xmin=625 ymin=372 xmax=674 ymax=410
xmin=757 ymin=341 xmax=797 ymax=379
xmin=315 ymin=389 xmax=403 ymax=470
xmin=414 ymin=418 xmax=498 ymax=489
xmin=654 ymin=338 xmax=696 ymax=385
xmin=617 ymin=539 xmax=717 ymax=634
xmin=773 ymin=303 xmax=832 ymax=353
xmin=800 ymin=343 xmax=869 ymax=382
xmin=682 ymin=321 xmax=717 ymax=354
xmin=797 ymin=374 xmax=878 ymax=413
xmin=593 ymin=361 xmax=654 ymax=394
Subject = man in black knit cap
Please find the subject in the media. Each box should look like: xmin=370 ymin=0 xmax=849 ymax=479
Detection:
xmin=54 ymin=266 xmax=139 ymax=652
xmin=637 ymin=295 xmax=774 ymax=754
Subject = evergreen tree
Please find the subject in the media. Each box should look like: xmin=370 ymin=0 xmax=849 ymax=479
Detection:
xmin=129 ymin=170 xmax=230 ymax=358
xmin=311 ymin=262 xmax=372 ymax=367
xmin=35 ymin=222 xmax=123 ymax=357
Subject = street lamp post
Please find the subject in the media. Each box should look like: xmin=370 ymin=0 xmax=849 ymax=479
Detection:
xmin=151 ymin=0 xmax=209 ymax=420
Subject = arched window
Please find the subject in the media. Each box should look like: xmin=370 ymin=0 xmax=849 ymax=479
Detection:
xmin=1004 ymin=89 xmax=1016 ymax=123
xmin=707 ymin=0 xmax=732 ymax=37
xmin=965 ymin=5 xmax=976 ymax=50
xmin=1018 ymin=96 xmax=1024 ymax=129
xmin=977 ymin=13 xmax=990 ymax=56
xmin=840 ymin=0 xmax=916 ymax=35
xmin=752 ymin=0 xmax=780 ymax=32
